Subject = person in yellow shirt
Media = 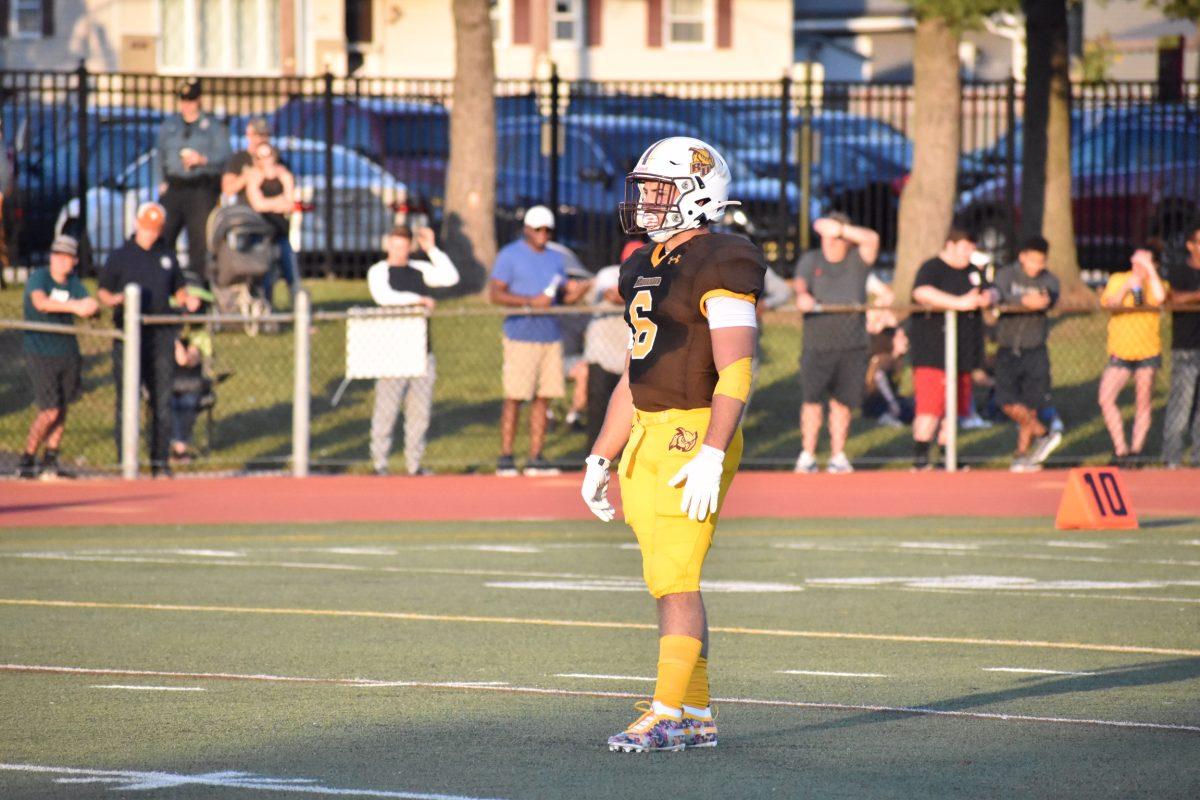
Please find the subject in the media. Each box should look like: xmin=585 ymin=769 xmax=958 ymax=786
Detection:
xmin=1098 ymin=244 xmax=1167 ymax=465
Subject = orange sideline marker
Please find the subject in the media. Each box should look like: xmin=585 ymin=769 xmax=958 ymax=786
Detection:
xmin=1055 ymin=468 xmax=1138 ymax=530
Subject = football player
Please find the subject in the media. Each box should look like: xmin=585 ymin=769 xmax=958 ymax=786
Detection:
xmin=580 ymin=136 xmax=766 ymax=752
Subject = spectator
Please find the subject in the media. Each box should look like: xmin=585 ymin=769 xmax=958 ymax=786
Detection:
xmin=170 ymin=302 xmax=214 ymax=465
xmin=909 ymin=228 xmax=992 ymax=470
xmin=488 ymin=205 xmax=588 ymax=476
xmin=1162 ymin=224 xmax=1200 ymax=468
xmin=221 ymin=117 xmax=272 ymax=201
xmin=862 ymin=325 xmax=912 ymax=427
xmin=554 ymin=253 xmax=593 ymax=431
xmin=991 ymin=236 xmax=1062 ymax=471
xmin=582 ymin=240 xmax=643 ymax=444
xmin=244 ymin=142 xmax=299 ymax=307
xmin=367 ymin=225 xmax=460 ymax=476
xmin=156 ymin=78 xmax=231 ymax=281
xmin=1099 ymin=243 xmax=1167 ymax=467
xmin=792 ymin=213 xmax=891 ymax=474
xmin=17 ymin=235 xmax=99 ymax=479
xmin=98 ymin=202 xmax=200 ymax=477
xmin=0 ymin=117 xmax=11 ymax=287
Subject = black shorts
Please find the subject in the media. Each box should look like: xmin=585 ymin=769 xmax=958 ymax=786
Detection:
xmin=27 ymin=353 xmax=82 ymax=410
xmin=800 ymin=347 xmax=867 ymax=407
xmin=1108 ymin=354 xmax=1162 ymax=371
xmin=994 ymin=347 xmax=1051 ymax=409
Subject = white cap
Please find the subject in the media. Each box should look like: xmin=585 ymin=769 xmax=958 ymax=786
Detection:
xmin=523 ymin=205 xmax=555 ymax=230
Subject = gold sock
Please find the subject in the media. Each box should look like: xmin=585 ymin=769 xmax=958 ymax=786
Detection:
xmin=652 ymin=635 xmax=703 ymax=710
xmin=682 ymin=655 xmax=710 ymax=709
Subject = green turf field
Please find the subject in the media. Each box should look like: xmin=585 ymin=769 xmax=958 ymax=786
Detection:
xmin=2 ymin=516 xmax=1198 ymax=799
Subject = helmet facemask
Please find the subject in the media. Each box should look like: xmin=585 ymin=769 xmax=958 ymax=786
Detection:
xmin=619 ymin=174 xmax=704 ymax=243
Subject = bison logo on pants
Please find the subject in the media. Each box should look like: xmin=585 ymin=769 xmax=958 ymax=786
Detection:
xmin=668 ymin=427 xmax=699 ymax=453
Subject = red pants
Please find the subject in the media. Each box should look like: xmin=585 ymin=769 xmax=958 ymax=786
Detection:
xmin=913 ymin=367 xmax=972 ymax=418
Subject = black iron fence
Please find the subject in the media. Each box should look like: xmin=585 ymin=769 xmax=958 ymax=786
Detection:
xmin=2 ymin=69 xmax=1198 ymax=281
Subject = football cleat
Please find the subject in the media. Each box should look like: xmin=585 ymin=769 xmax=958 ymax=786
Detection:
xmin=681 ymin=706 xmax=718 ymax=749
xmin=607 ymin=701 xmax=686 ymax=753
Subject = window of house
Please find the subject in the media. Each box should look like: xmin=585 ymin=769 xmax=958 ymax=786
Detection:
xmin=666 ymin=0 xmax=707 ymax=46
xmin=159 ymin=0 xmax=280 ymax=73
xmin=489 ymin=0 xmax=502 ymax=42
xmin=552 ymin=0 xmax=580 ymax=44
xmin=9 ymin=0 xmax=44 ymax=37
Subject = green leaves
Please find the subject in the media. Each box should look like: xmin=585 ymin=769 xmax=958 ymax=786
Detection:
xmin=907 ymin=0 xmax=1019 ymax=30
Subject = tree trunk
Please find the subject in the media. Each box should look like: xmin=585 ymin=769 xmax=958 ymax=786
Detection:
xmin=444 ymin=0 xmax=496 ymax=293
xmin=1022 ymin=0 xmax=1083 ymax=296
xmin=894 ymin=16 xmax=961 ymax=304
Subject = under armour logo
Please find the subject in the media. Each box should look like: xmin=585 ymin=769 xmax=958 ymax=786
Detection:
xmin=668 ymin=427 xmax=698 ymax=453
xmin=667 ymin=255 xmax=681 ymax=265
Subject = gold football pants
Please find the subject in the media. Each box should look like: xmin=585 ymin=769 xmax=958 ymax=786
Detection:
xmin=619 ymin=406 xmax=743 ymax=598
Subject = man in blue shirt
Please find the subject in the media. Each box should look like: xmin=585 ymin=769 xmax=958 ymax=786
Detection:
xmin=489 ymin=206 xmax=589 ymax=475
xmin=19 ymin=236 xmax=99 ymax=479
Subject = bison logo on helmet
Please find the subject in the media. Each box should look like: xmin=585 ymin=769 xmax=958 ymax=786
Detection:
xmin=668 ymin=427 xmax=699 ymax=453
xmin=689 ymin=147 xmax=715 ymax=176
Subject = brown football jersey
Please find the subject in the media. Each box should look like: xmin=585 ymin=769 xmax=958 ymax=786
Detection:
xmin=619 ymin=232 xmax=766 ymax=412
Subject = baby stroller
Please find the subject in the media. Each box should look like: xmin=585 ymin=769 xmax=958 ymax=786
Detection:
xmin=206 ymin=204 xmax=275 ymax=336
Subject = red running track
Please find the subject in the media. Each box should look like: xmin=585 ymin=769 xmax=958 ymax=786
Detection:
xmin=1 ymin=469 xmax=1197 ymax=528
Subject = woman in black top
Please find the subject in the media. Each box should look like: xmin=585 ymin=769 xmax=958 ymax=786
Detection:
xmin=246 ymin=143 xmax=298 ymax=305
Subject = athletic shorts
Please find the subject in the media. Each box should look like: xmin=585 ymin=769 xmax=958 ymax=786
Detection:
xmin=1107 ymin=354 xmax=1161 ymax=371
xmin=618 ymin=406 xmax=743 ymax=598
xmin=800 ymin=347 xmax=868 ymax=408
xmin=913 ymin=366 xmax=972 ymax=419
xmin=27 ymin=353 xmax=82 ymax=410
xmin=502 ymin=337 xmax=565 ymax=400
xmin=994 ymin=347 xmax=1051 ymax=409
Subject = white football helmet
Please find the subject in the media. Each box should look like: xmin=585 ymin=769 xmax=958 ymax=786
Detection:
xmin=618 ymin=136 xmax=739 ymax=243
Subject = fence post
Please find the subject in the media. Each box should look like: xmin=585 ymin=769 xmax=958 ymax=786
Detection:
xmin=778 ymin=71 xmax=791 ymax=264
xmin=292 ymin=289 xmax=311 ymax=478
xmin=798 ymin=65 xmax=814 ymax=254
xmin=121 ymin=284 xmax=141 ymax=480
xmin=548 ymin=62 xmax=560 ymax=219
xmin=943 ymin=309 xmax=958 ymax=473
xmin=1004 ymin=75 xmax=1018 ymax=264
xmin=76 ymin=61 xmax=89 ymax=267
xmin=323 ymin=71 xmax=335 ymax=277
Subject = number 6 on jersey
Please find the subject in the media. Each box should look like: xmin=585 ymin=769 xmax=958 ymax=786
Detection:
xmin=629 ymin=289 xmax=658 ymax=359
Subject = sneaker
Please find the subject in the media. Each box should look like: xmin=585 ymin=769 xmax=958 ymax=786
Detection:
xmin=1010 ymin=455 xmax=1041 ymax=473
xmin=17 ymin=453 xmax=38 ymax=480
xmin=826 ymin=452 xmax=853 ymax=474
xmin=958 ymin=413 xmax=993 ymax=430
xmin=793 ymin=451 xmax=818 ymax=474
xmin=607 ymin=701 xmax=686 ymax=753
xmin=681 ymin=706 xmax=718 ymax=749
xmin=373 ymin=465 xmax=390 ymax=476
xmin=496 ymin=455 xmax=519 ymax=477
xmin=409 ymin=467 xmax=435 ymax=477
xmin=1029 ymin=431 xmax=1063 ymax=466
xmin=523 ymin=454 xmax=560 ymax=476
xmin=876 ymin=412 xmax=903 ymax=428
xmin=38 ymin=451 xmax=72 ymax=480
xmin=1049 ymin=415 xmax=1065 ymax=435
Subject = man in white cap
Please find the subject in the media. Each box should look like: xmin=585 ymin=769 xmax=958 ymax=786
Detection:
xmin=488 ymin=205 xmax=589 ymax=476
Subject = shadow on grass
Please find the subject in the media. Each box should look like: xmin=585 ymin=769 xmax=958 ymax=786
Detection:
xmin=799 ymin=657 xmax=1200 ymax=734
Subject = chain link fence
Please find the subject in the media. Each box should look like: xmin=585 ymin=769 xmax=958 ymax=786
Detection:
xmin=3 ymin=292 xmax=1196 ymax=477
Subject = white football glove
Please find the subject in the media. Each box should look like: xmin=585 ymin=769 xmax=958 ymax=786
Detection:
xmin=581 ymin=455 xmax=615 ymax=522
xmin=667 ymin=445 xmax=726 ymax=522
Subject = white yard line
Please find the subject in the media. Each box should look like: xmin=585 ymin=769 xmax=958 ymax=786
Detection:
xmin=982 ymin=668 xmax=1098 ymax=676
xmin=0 ymin=764 xmax=506 ymax=799
xmin=2 ymin=664 xmax=1196 ymax=735
xmin=91 ymin=684 xmax=206 ymax=691
xmin=778 ymin=670 xmax=889 ymax=678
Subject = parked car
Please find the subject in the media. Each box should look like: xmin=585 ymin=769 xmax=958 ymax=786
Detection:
xmin=494 ymin=114 xmax=810 ymax=267
xmin=4 ymin=104 xmax=163 ymax=267
xmin=957 ymin=112 xmax=1200 ymax=264
xmin=55 ymin=135 xmax=407 ymax=274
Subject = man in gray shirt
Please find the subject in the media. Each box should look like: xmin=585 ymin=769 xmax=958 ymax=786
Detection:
xmin=990 ymin=236 xmax=1061 ymax=471
xmin=793 ymin=213 xmax=891 ymax=473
